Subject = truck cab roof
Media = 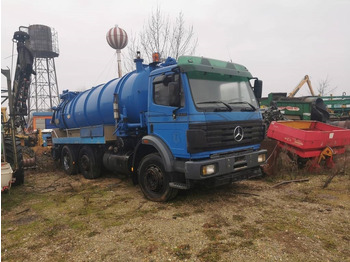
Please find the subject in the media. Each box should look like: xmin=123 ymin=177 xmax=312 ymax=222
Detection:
xmin=149 ymin=56 xmax=252 ymax=78
xmin=178 ymin=56 xmax=252 ymax=78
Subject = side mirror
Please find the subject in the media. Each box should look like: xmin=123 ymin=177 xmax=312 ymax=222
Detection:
xmin=254 ymin=79 xmax=263 ymax=99
xmin=168 ymin=82 xmax=181 ymax=107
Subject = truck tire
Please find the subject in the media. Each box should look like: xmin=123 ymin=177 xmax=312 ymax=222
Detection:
xmin=4 ymin=136 xmax=24 ymax=186
xmin=78 ymin=146 xmax=101 ymax=179
xmin=61 ymin=145 xmax=78 ymax=175
xmin=138 ymin=153 xmax=178 ymax=202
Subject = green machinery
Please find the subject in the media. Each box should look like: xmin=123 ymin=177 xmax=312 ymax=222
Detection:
xmin=260 ymin=92 xmax=350 ymax=121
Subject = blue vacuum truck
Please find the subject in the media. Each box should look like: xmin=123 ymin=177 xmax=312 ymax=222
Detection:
xmin=52 ymin=53 xmax=267 ymax=201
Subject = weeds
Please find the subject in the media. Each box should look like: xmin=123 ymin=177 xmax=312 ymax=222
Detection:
xmin=197 ymin=242 xmax=234 ymax=262
xmin=173 ymin=244 xmax=191 ymax=260
xmin=203 ymin=229 xmax=222 ymax=241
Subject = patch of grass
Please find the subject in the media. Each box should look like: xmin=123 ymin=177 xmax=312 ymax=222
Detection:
xmin=30 ymin=195 xmax=64 ymax=214
xmin=342 ymin=235 xmax=350 ymax=242
xmin=232 ymin=214 xmax=246 ymax=222
xmin=68 ymin=220 xmax=88 ymax=231
xmin=229 ymin=229 xmax=245 ymax=238
xmin=202 ymin=214 xmax=230 ymax=229
xmin=210 ymin=214 xmax=230 ymax=227
xmin=116 ymin=196 xmax=134 ymax=203
xmin=261 ymin=209 xmax=309 ymax=236
xmin=42 ymin=223 xmax=67 ymax=238
xmin=1 ymin=188 xmax=37 ymax=213
xmin=2 ymin=219 xmax=44 ymax=255
xmin=100 ymin=207 xmax=158 ymax=228
xmin=27 ymin=241 xmax=48 ymax=251
xmin=1 ymin=248 xmax=30 ymax=262
xmin=320 ymin=237 xmax=337 ymax=252
xmin=260 ymin=208 xmax=344 ymax=255
xmin=193 ymin=208 xmax=205 ymax=214
xmin=123 ymin=228 xmax=134 ymax=233
xmin=203 ymin=229 xmax=222 ymax=241
xmin=239 ymin=240 xmax=254 ymax=248
xmin=197 ymin=242 xmax=235 ymax=262
xmin=241 ymin=224 xmax=262 ymax=239
xmin=100 ymin=248 xmax=117 ymax=261
xmin=172 ymin=212 xmax=190 ymax=218
xmin=203 ymin=223 xmax=219 ymax=229
xmin=87 ymin=231 xmax=100 ymax=237
xmin=156 ymin=205 xmax=168 ymax=211
xmin=173 ymin=244 xmax=191 ymax=260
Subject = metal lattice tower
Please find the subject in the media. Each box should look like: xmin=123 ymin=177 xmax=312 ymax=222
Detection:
xmin=29 ymin=57 xmax=59 ymax=113
xmin=26 ymin=24 xmax=60 ymax=123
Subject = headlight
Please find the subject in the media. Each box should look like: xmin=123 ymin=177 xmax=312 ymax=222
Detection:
xmin=258 ymin=153 xmax=266 ymax=163
xmin=202 ymin=164 xmax=216 ymax=176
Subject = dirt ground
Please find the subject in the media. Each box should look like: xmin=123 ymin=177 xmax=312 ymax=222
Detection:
xmin=1 ymin=148 xmax=350 ymax=262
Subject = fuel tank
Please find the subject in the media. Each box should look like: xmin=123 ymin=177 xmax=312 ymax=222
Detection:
xmin=52 ymin=59 xmax=150 ymax=129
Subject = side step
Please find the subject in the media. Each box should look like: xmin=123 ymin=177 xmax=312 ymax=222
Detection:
xmin=169 ymin=181 xmax=190 ymax=190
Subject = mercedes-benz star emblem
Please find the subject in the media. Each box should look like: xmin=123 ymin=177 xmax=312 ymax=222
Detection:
xmin=233 ymin=126 xmax=244 ymax=142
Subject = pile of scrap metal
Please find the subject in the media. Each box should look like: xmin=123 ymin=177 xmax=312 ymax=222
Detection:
xmin=260 ymin=94 xmax=332 ymax=130
xmin=261 ymin=93 xmax=329 ymax=120
xmin=261 ymin=93 xmax=350 ymax=129
xmin=261 ymin=101 xmax=286 ymax=132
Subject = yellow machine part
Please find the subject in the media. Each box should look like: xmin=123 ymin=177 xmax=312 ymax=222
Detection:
xmin=318 ymin=146 xmax=333 ymax=164
xmin=1 ymin=107 xmax=8 ymax=124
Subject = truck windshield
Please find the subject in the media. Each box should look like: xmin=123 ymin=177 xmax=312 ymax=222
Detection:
xmin=188 ymin=74 xmax=259 ymax=111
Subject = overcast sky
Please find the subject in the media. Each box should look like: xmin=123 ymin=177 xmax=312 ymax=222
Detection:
xmin=2 ymin=0 xmax=350 ymax=97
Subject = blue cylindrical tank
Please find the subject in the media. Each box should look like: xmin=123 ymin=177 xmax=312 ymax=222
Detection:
xmin=53 ymin=59 xmax=150 ymax=129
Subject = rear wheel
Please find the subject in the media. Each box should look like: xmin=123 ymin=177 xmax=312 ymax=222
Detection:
xmin=78 ymin=146 xmax=101 ymax=179
xmin=138 ymin=153 xmax=178 ymax=202
xmin=4 ymin=136 xmax=24 ymax=186
xmin=61 ymin=145 xmax=78 ymax=175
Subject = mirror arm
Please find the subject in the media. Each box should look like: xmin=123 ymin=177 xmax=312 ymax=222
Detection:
xmin=172 ymin=106 xmax=181 ymax=120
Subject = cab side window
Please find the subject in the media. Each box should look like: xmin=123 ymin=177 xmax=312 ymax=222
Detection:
xmin=153 ymin=74 xmax=184 ymax=107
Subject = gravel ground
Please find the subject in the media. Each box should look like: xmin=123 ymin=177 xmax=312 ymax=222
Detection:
xmin=1 ymin=149 xmax=350 ymax=261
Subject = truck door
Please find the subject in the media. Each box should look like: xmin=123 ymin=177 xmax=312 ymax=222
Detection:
xmin=148 ymin=73 xmax=188 ymax=158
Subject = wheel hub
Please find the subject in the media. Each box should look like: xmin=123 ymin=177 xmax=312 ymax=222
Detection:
xmin=145 ymin=166 xmax=164 ymax=192
xmin=63 ymin=154 xmax=70 ymax=170
xmin=80 ymin=155 xmax=90 ymax=171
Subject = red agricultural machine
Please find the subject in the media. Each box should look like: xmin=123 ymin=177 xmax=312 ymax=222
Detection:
xmin=263 ymin=121 xmax=350 ymax=175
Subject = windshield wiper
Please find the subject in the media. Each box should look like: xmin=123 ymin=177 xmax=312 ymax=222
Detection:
xmin=197 ymin=100 xmax=232 ymax=111
xmin=228 ymin=101 xmax=257 ymax=111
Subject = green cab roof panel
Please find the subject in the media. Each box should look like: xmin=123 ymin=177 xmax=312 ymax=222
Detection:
xmin=177 ymin=56 xmax=253 ymax=78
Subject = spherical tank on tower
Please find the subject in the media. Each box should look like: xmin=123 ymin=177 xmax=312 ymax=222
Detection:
xmin=106 ymin=25 xmax=128 ymax=78
xmin=106 ymin=25 xmax=128 ymax=50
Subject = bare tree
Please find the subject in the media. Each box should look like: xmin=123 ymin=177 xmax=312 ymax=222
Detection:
xmin=169 ymin=12 xmax=197 ymax=60
xmin=140 ymin=6 xmax=171 ymax=61
xmin=124 ymin=6 xmax=197 ymax=72
xmin=317 ymin=76 xmax=337 ymax=96
xmin=122 ymin=32 xmax=140 ymax=72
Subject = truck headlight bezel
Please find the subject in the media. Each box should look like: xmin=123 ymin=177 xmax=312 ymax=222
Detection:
xmin=201 ymin=164 xmax=217 ymax=176
xmin=258 ymin=153 xmax=266 ymax=163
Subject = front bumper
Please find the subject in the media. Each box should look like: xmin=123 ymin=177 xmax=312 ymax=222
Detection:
xmin=184 ymin=149 xmax=267 ymax=180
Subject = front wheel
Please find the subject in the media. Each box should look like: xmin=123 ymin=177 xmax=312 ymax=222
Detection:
xmin=138 ymin=153 xmax=178 ymax=202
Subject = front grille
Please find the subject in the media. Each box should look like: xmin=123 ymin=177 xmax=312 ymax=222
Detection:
xmin=187 ymin=120 xmax=265 ymax=153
